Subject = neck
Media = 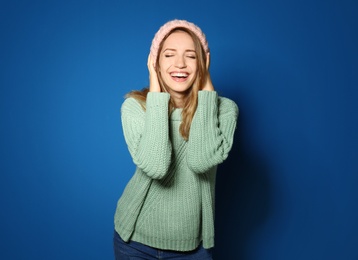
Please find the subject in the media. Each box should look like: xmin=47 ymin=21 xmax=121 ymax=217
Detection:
xmin=168 ymin=91 xmax=188 ymax=108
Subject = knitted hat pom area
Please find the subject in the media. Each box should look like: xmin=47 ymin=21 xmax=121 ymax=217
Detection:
xmin=149 ymin=19 xmax=210 ymax=68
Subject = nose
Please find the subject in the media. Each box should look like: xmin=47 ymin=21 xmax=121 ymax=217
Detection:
xmin=174 ymin=55 xmax=186 ymax=68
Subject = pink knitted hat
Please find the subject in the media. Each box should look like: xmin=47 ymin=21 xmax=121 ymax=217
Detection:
xmin=150 ymin=19 xmax=209 ymax=67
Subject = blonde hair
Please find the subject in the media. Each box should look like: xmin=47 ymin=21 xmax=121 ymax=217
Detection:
xmin=126 ymin=28 xmax=207 ymax=140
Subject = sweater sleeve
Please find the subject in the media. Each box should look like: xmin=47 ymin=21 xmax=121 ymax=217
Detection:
xmin=121 ymin=92 xmax=172 ymax=179
xmin=186 ymin=91 xmax=239 ymax=173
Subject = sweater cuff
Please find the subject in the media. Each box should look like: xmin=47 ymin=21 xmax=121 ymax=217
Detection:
xmin=198 ymin=90 xmax=218 ymax=107
xmin=146 ymin=92 xmax=170 ymax=108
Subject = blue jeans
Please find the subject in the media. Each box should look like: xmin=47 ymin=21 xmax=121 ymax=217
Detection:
xmin=113 ymin=231 xmax=213 ymax=260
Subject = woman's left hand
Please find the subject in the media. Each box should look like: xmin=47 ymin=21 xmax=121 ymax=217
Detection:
xmin=202 ymin=53 xmax=214 ymax=91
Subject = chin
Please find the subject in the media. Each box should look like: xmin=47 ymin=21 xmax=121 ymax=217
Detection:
xmin=168 ymin=84 xmax=193 ymax=93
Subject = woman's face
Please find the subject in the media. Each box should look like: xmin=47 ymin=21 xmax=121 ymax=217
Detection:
xmin=158 ymin=30 xmax=197 ymax=97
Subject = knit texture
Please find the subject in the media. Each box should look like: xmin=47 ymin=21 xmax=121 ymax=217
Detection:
xmin=150 ymin=19 xmax=209 ymax=68
xmin=114 ymin=91 xmax=238 ymax=251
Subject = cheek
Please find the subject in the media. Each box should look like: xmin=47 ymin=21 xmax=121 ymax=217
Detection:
xmin=159 ymin=57 xmax=171 ymax=70
xmin=158 ymin=62 xmax=168 ymax=76
xmin=191 ymin=65 xmax=198 ymax=77
xmin=190 ymin=60 xmax=198 ymax=72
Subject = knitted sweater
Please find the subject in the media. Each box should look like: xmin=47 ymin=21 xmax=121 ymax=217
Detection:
xmin=114 ymin=90 xmax=238 ymax=251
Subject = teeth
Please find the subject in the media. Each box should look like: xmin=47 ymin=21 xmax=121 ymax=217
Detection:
xmin=171 ymin=72 xmax=188 ymax=78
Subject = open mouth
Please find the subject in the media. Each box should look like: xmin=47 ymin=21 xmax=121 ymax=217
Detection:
xmin=170 ymin=72 xmax=188 ymax=78
xmin=170 ymin=72 xmax=189 ymax=82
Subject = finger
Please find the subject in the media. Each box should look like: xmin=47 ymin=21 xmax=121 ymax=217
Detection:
xmin=147 ymin=53 xmax=151 ymax=68
xmin=206 ymin=52 xmax=210 ymax=70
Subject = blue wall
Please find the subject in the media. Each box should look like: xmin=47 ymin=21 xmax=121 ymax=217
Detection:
xmin=1 ymin=0 xmax=357 ymax=259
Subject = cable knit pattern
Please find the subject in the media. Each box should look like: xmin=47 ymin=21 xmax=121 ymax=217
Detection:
xmin=114 ymin=90 xmax=238 ymax=251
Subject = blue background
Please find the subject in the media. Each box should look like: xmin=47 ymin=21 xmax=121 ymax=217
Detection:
xmin=1 ymin=0 xmax=357 ymax=259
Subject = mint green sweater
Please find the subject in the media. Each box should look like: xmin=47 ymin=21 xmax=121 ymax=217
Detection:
xmin=114 ymin=90 xmax=238 ymax=251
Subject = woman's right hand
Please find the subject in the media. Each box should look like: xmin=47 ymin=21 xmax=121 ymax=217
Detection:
xmin=147 ymin=54 xmax=161 ymax=92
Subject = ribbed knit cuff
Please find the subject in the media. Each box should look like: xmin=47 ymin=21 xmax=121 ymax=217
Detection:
xmin=146 ymin=92 xmax=170 ymax=109
xmin=198 ymin=90 xmax=218 ymax=105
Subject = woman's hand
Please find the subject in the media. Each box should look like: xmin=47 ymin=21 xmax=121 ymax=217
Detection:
xmin=202 ymin=53 xmax=214 ymax=91
xmin=147 ymin=54 xmax=161 ymax=92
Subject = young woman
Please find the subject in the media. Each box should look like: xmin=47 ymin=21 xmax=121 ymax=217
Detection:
xmin=113 ymin=19 xmax=239 ymax=259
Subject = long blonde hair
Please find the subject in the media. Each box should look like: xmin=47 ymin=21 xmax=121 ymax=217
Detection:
xmin=126 ymin=27 xmax=207 ymax=140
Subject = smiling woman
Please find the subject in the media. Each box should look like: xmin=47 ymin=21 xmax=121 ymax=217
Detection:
xmin=113 ymin=19 xmax=239 ymax=260
xmin=158 ymin=30 xmax=199 ymax=106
